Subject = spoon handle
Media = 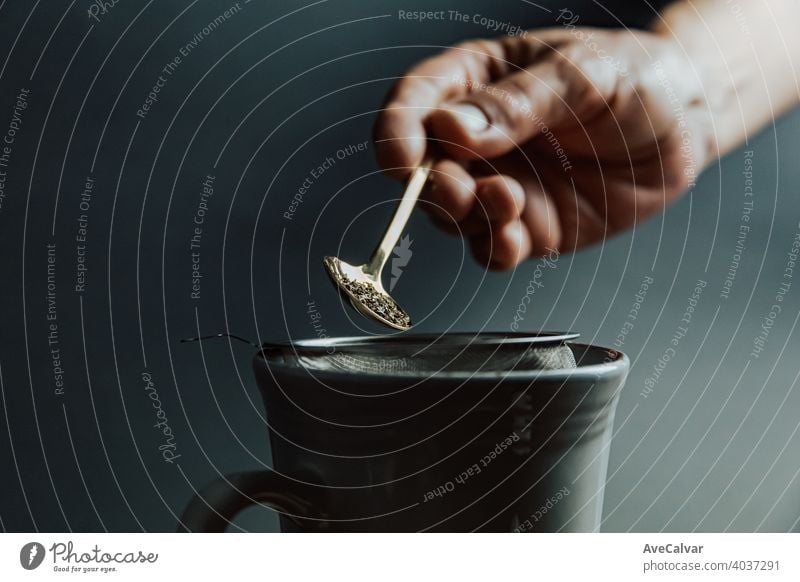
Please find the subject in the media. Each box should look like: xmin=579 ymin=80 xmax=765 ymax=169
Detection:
xmin=367 ymin=158 xmax=434 ymax=275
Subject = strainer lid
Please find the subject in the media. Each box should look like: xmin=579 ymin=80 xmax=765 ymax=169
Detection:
xmin=273 ymin=331 xmax=579 ymax=351
xmin=260 ymin=332 xmax=580 ymax=375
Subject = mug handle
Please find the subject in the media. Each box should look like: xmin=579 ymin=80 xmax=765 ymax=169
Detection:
xmin=177 ymin=470 xmax=317 ymax=532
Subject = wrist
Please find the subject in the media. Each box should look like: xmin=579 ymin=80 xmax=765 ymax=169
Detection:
xmin=651 ymin=0 xmax=800 ymax=159
xmin=651 ymin=8 xmax=741 ymax=162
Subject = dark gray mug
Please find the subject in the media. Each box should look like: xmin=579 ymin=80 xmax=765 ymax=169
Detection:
xmin=178 ymin=333 xmax=628 ymax=532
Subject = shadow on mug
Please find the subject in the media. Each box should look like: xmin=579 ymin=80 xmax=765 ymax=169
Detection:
xmin=178 ymin=332 xmax=628 ymax=532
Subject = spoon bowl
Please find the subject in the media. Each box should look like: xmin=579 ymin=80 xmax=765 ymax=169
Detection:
xmin=323 ymin=255 xmax=412 ymax=330
xmin=323 ymin=159 xmax=433 ymax=331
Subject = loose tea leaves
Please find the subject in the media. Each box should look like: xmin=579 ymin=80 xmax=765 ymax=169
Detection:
xmin=322 ymin=162 xmax=432 ymax=330
xmin=339 ymin=274 xmax=411 ymax=329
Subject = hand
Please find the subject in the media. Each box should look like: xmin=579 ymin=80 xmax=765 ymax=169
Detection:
xmin=374 ymin=26 xmax=713 ymax=270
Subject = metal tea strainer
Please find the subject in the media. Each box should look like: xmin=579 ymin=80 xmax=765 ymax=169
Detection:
xmin=262 ymin=332 xmax=579 ymax=375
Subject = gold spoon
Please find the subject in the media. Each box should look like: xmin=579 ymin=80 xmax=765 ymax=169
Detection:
xmin=324 ymin=159 xmax=433 ymax=331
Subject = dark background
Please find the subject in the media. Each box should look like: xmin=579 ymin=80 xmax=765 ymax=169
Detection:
xmin=0 ymin=0 xmax=798 ymax=532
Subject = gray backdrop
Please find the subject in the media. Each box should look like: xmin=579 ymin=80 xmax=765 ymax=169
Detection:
xmin=0 ymin=0 xmax=798 ymax=532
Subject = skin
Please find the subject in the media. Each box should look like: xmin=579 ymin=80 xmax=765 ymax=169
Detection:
xmin=373 ymin=0 xmax=800 ymax=270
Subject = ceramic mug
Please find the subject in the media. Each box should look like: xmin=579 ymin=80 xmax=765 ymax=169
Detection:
xmin=178 ymin=333 xmax=628 ymax=532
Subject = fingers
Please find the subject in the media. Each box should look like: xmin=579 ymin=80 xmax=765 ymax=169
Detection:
xmin=521 ymin=182 xmax=562 ymax=256
xmin=469 ymin=166 xmax=562 ymax=269
xmin=375 ymin=32 xmax=593 ymax=169
xmin=475 ymin=174 xmax=525 ymax=223
xmin=426 ymin=171 xmax=525 ymax=234
xmin=468 ymin=190 xmax=561 ymax=271
xmin=374 ymin=40 xmax=505 ymax=176
xmin=423 ymin=159 xmax=475 ymax=222
xmin=470 ymin=219 xmax=532 ymax=271
xmin=424 ymin=159 xmax=563 ymax=270
xmin=374 ymin=36 xmax=591 ymax=270
xmin=428 ymin=57 xmax=590 ymax=160
xmin=426 ymin=169 xmax=534 ymax=270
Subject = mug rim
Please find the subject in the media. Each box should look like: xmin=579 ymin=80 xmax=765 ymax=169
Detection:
xmin=255 ymin=333 xmax=628 ymax=382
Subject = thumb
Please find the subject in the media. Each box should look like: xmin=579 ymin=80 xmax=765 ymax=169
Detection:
xmin=428 ymin=59 xmax=578 ymax=159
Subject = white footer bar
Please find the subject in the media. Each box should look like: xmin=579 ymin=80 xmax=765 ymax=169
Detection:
xmin=1 ymin=533 xmax=796 ymax=580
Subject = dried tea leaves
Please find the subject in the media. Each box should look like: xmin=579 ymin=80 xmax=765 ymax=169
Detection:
xmin=339 ymin=274 xmax=411 ymax=329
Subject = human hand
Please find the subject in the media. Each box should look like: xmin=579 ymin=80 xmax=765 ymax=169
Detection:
xmin=374 ymin=25 xmax=712 ymax=270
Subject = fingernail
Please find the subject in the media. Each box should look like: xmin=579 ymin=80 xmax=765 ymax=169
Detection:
xmin=444 ymin=103 xmax=489 ymax=133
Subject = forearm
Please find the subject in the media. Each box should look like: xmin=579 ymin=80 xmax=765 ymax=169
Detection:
xmin=652 ymin=0 xmax=800 ymax=159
